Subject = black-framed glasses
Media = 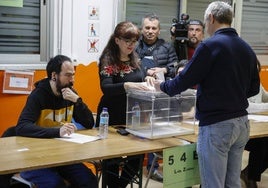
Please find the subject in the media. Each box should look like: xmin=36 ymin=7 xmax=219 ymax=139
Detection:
xmin=119 ymin=38 xmax=137 ymax=46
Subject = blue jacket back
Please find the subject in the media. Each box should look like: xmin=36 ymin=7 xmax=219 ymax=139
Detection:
xmin=160 ymin=28 xmax=260 ymax=126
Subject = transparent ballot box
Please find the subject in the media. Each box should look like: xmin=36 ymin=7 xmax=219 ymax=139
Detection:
xmin=126 ymin=89 xmax=196 ymax=139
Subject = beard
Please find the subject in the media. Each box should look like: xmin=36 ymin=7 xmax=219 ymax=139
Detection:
xmin=188 ymin=37 xmax=198 ymax=46
xmin=55 ymin=79 xmax=73 ymax=95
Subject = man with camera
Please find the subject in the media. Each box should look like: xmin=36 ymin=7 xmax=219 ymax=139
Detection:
xmin=171 ymin=18 xmax=205 ymax=62
xmin=186 ymin=20 xmax=204 ymax=58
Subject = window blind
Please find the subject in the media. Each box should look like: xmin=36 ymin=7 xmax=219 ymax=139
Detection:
xmin=126 ymin=0 xmax=178 ymax=41
xmin=186 ymin=0 xmax=208 ymax=22
xmin=0 ymin=0 xmax=40 ymax=54
xmin=240 ymin=0 xmax=268 ymax=55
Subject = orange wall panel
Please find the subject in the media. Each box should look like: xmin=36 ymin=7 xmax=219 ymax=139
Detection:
xmin=0 ymin=70 xmax=46 ymax=135
xmin=260 ymin=66 xmax=268 ymax=91
xmin=74 ymin=62 xmax=102 ymax=113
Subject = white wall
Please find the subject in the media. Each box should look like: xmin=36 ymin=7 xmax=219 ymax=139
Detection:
xmin=54 ymin=0 xmax=118 ymax=65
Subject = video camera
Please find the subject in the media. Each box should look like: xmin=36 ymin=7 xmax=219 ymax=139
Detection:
xmin=171 ymin=13 xmax=190 ymax=42
xmin=171 ymin=13 xmax=190 ymax=61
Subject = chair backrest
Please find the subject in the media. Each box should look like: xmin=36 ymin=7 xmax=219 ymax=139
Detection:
xmin=1 ymin=126 xmax=16 ymax=137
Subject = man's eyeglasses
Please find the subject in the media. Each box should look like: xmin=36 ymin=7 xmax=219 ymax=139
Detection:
xmin=119 ymin=38 xmax=137 ymax=46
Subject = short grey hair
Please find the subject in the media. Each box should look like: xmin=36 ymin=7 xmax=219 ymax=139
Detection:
xmin=141 ymin=13 xmax=160 ymax=28
xmin=204 ymin=1 xmax=233 ymax=25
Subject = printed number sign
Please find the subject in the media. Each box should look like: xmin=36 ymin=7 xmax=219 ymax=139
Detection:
xmin=163 ymin=143 xmax=200 ymax=188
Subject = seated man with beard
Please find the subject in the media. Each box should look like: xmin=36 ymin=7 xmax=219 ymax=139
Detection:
xmin=16 ymin=55 xmax=98 ymax=188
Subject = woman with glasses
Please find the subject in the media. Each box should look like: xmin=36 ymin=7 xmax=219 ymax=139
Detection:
xmin=96 ymin=21 xmax=154 ymax=188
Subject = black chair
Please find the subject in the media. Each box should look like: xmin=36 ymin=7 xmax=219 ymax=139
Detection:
xmin=89 ymin=160 xmax=102 ymax=184
xmin=101 ymin=155 xmax=144 ymax=188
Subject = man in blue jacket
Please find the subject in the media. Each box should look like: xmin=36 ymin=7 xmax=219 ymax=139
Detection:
xmin=155 ymin=1 xmax=260 ymax=187
xmin=16 ymin=55 xmax=98 ymax=188
xmin=136 ymin=13 xmax=178 ymax=81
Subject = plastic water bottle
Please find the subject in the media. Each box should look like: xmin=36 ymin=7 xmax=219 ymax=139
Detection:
xmin=132 ymin=102 xmax=141 ymax=129
xmin=99 ymin=107 xmax=109 ymax=139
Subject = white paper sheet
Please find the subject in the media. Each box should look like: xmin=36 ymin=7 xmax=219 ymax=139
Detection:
xmin=248 ymin=114 xmax=268 ymax=122
xmin=56 ymin=133 xmax=100 ymax=144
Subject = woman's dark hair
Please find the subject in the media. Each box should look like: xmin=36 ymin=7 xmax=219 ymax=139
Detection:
xmin=113 ymin=21 xmax=140 ymax=41
xmin=46 ymin=55 xmax=72 ymax=79
xmin=99 ymin=21 xmax=140 ymax=68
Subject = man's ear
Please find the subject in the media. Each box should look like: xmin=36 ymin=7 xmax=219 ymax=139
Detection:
xmin=209 ymin=14 xmax=214 ymax=24
xmin=51 ymin=72 xmax=57 ymax=81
